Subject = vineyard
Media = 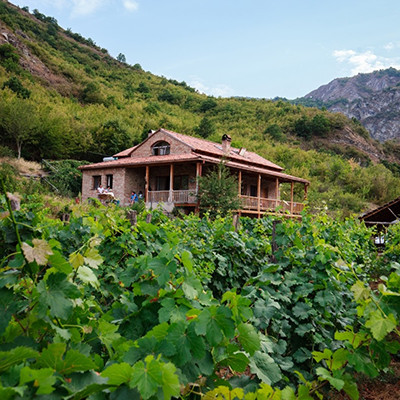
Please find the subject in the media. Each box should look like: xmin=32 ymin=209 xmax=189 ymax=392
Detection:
xmin=1 ymin=193 xmax=400 ymax=399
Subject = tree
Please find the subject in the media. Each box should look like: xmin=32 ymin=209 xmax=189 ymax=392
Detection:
xmin=198 ymin=162 xmax=241 ymax=218
xmin=117 ymin=53 xmax=126 ymax=63
xmin=2 ymin=77 xmax=31 ymax=99
xmin=195 ymin=117 xmax=216 ymax=138
xmin=0 ymin=97 xmax=37 ymax=159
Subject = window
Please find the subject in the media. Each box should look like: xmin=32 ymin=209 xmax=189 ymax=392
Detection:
xmin=173 ymin=175 xmax=189 ymax=190
xmin=152 ymin=141 xmax=170 ymax=155
xmin=250 ymin=185 xmax=257 ymax=197
xmin=106 ymin=174 xmax=113 ymax=189
xmin=93 ymin=175 xmax=101 ymax=189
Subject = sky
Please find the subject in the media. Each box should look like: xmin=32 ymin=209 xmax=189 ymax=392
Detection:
xmin=8 ymin=0 xmax=400 ymax=99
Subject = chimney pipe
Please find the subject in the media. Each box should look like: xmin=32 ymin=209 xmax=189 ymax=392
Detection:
xmin=222 ymin=134 xmax=232 ymax=154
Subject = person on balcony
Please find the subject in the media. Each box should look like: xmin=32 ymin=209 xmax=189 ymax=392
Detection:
xmin=130 ymin=191 xmax=138 ymax=204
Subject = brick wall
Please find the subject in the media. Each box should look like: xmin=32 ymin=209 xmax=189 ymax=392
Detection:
xmin=131 ymin=131 xmax=191 ymax=157
xmin=82 ymin=167 xmax=126 ymax=204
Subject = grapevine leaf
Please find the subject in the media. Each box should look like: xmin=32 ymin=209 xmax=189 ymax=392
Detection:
xmin=365 ymin=311 xmax=397 ymax=341
xmin=84 ymin=247 xmax=103 ymax=269
xmin=292 ymin=302 xmax=313 ymax=320
xmin=19 ymin=367 xmax=56 ymax=395
xmin=130 ymin=356 xmax=163 ymax=399
xmin=220 ymin=352 xmax=249 ymax=372
xmin=316 ymin=367 xmax=344 ymax=390
xmin=69 ymin=252 xmax=85 ymax=269
xmin=237 ymin=323 xmax=260 ymax=356
xmin=36 ymin=343 xmax=66 ymax=371
xmin=281 ymin=386 xmax=296 ymax=400
xmin=61 ymin=350 xmax=96 ymax=374
xmin=0 ymin=347 xmax=39 ymax=373
xmin=161 ymin=362 xmax=180 ymax=400
xmin=294 ymin=323 xmax=314 ymax=337
xmin=182 ymin=274 xmax=201 ymax=299
xmin=249 ymin=351 xmax=281 ymax=385
xmin=21 ymin=239 xmax=53 ymax=266
xmin=0 ymin=287 xmax=18 ymax=335
xmin=181 ymin=250 xmax=193 ymax=272
xmin=351 ymin=281 xmax=370 ymax=302
xmin=102 ymin=362 xmax=133 ymax=385
xmin=37 ymin=273 xmax=80 ymax=319
xmin=76 ymin=266 xmax=99 ymax=288
xmin=342 ymin=376 xmax=359 ymax=400
xmin=47 ymin=251 xmax=72 ymax=274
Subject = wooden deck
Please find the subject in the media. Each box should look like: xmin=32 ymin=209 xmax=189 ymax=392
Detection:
xmin=146 ymin=190 xmax=304 ymax=216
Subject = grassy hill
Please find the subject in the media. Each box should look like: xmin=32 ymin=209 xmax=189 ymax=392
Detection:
xmin=0 ymin=0 xmax=400 ymax=216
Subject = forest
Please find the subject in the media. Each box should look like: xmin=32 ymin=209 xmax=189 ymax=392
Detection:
xmin=1 ymin=1 xmax=400 ymax=216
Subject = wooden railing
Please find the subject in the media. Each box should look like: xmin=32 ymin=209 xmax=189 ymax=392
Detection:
xmin=148 ymin=190 xmax=197 ymax=204
xmin=240 ymin=195 xmax=304 ymax=215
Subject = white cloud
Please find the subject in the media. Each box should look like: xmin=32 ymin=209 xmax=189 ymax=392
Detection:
xmin=333 ymin=49 xmax=400 ymax=75
xmin=384 ymin=42 xmax=394 ymax=51
xmin=190 ymin=78 xmax=234 ymax=98
xmin=123 ymin=0 xmax=139 ymax=12
xmin=70 ymin=0 xmax=105 ymax=16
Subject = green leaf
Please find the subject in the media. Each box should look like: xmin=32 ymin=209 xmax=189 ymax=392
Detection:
xmin=97 ymin=320 xmax=121 ymax=354
xmin=102 ymin=362 xmax=133 ymax=385
xmin=48 ymin=251 xmax=72 ymax=274
xmin=281 ymin=386 xmax=296 ymax=400
xmin=220 ymin=352 xmax=249 ymax=373
xmin=61 ymin=349 xmax=96 ymax=374
xmin=316 ymin=367 xmax=344 ymax=390
xmin=22 ymin=239 xmax=53 ymax=266
xmin=0 ymin=347 xmax=38 ymax=373
xmin=69 ymin=252 xmax=85 ymax=269
xmin=76 ymin=266 xmax=100 ymax=288
xmin=237 ymin=323 xmax=260 ymax=356
xmin=0 ymin=287 xmax=18 ymax=335
xmin=37 ymin=272 xmax=80 ymax=319
xmin=249 ymin=351 xmax=282 ymax=385
xmin=351 ymin=281 xmax=370 ymax=302
xmin=292 ymin=302 xmax=313 ymax=320
xmin=19 ymin=366 xmax=56 ymax=395
xmin=312 ymin=348 xmax=332 ymax=363
xmin=161 ymin=362 xmax=180 ymax=400
xmin=84 ymin=247 xmax=103 ymax=268
xmin=294 ymin=323 xmax=314 ymax=337
xmin=130 ymin=356 xmax=163 ymax=399
xmin=182 ymin=274 xmax=201 ymax=300
xmin=365 ymin=310 xmax=397 ymax=341
xmin=181 ymin=250 xmax=193 ymax=272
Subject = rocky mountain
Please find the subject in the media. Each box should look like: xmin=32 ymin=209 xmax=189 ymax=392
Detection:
xmin=304 ymin=68 xmax=400 ymax=142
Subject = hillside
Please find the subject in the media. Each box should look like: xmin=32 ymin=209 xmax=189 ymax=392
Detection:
xmin=303 ymin=68 xmax=400 ymax=143
xmin=1 ymin=0 xmax=400 ymax=215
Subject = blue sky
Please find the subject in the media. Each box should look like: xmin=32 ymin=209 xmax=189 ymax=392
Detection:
xmin=8 ymin=0 xmax=400 ymax=99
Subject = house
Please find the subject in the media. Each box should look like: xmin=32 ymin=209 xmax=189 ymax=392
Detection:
xmin=360 ymin=196 xmax=400 ymax=245
xmin=79 ymin=128 xmax=310 ymax=217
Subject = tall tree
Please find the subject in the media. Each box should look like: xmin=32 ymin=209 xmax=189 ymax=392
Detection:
xmin=0 ymin=97 xmax=37 ymax=159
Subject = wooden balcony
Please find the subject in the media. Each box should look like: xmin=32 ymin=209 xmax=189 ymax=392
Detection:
xmin=240 ymin=195 xmax=304 ymax=215
xmin=148 ymin=190 xmax=197 ymax=204
xmin=146 ymin=191 xmax=304 ymax=216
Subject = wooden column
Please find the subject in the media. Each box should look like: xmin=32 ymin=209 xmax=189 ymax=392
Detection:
xmin=145 ymin=165 xmax=149 ymax=202
xmin=169 ymin=164 xmax=174 ymax=203
xmin=257 ymin=174 xmax=261 ymax=218
xmin=304 ymin=183 xmax=309 ymax=201
xmin=238 ymin=170 xmax=242 ymax=196
xmin=275 ymin=178 xmax=279 ymax=209
xmin=195 ymin=162 xmax=202 ymax=213
xmin=290 ymin=182 xmax=294 ymax=215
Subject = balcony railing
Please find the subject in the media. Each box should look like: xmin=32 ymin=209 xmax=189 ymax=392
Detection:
xmin=148 ymin=190 xmax=197 ymax=204
xmin=240 ymin=195 xmax=304 ymax=215
xmin=147 ymin=191 xmax=304 ymax=215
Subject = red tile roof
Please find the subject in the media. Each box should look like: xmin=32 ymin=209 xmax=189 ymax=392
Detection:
xmin=81 ymin=128 xmax=308 ymax=184
xmin=79 ymin=154 xmax=202 ymax=170
xmin=160 ymin=129 xmax=283 ymax=171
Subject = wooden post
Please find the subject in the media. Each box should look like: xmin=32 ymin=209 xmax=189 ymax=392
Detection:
xmin=290 ymin=181 xmax=294 ymax=215
xmin=145 ymin=165 xmax=149 ymax=202
xmin=195 ymin=162 xmax=202 ymax=213
xmin=304 ymin=183 xmax=308 ymax=201
xmin=238 ymin=170 xmax=242 ymax=196
xmin=169 ymin=164 xmax=174 ymax=203
xmin=257 ymin=174 xmax=261 ymax=218
xmin=275 ymin=178 xmax=279 ymax=209
xmin=127 ymin=210 xmax=137 ymax=226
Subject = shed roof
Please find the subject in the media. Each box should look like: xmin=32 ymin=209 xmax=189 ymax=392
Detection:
xmin=360 ymin=196 xmax=400 ymax=225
